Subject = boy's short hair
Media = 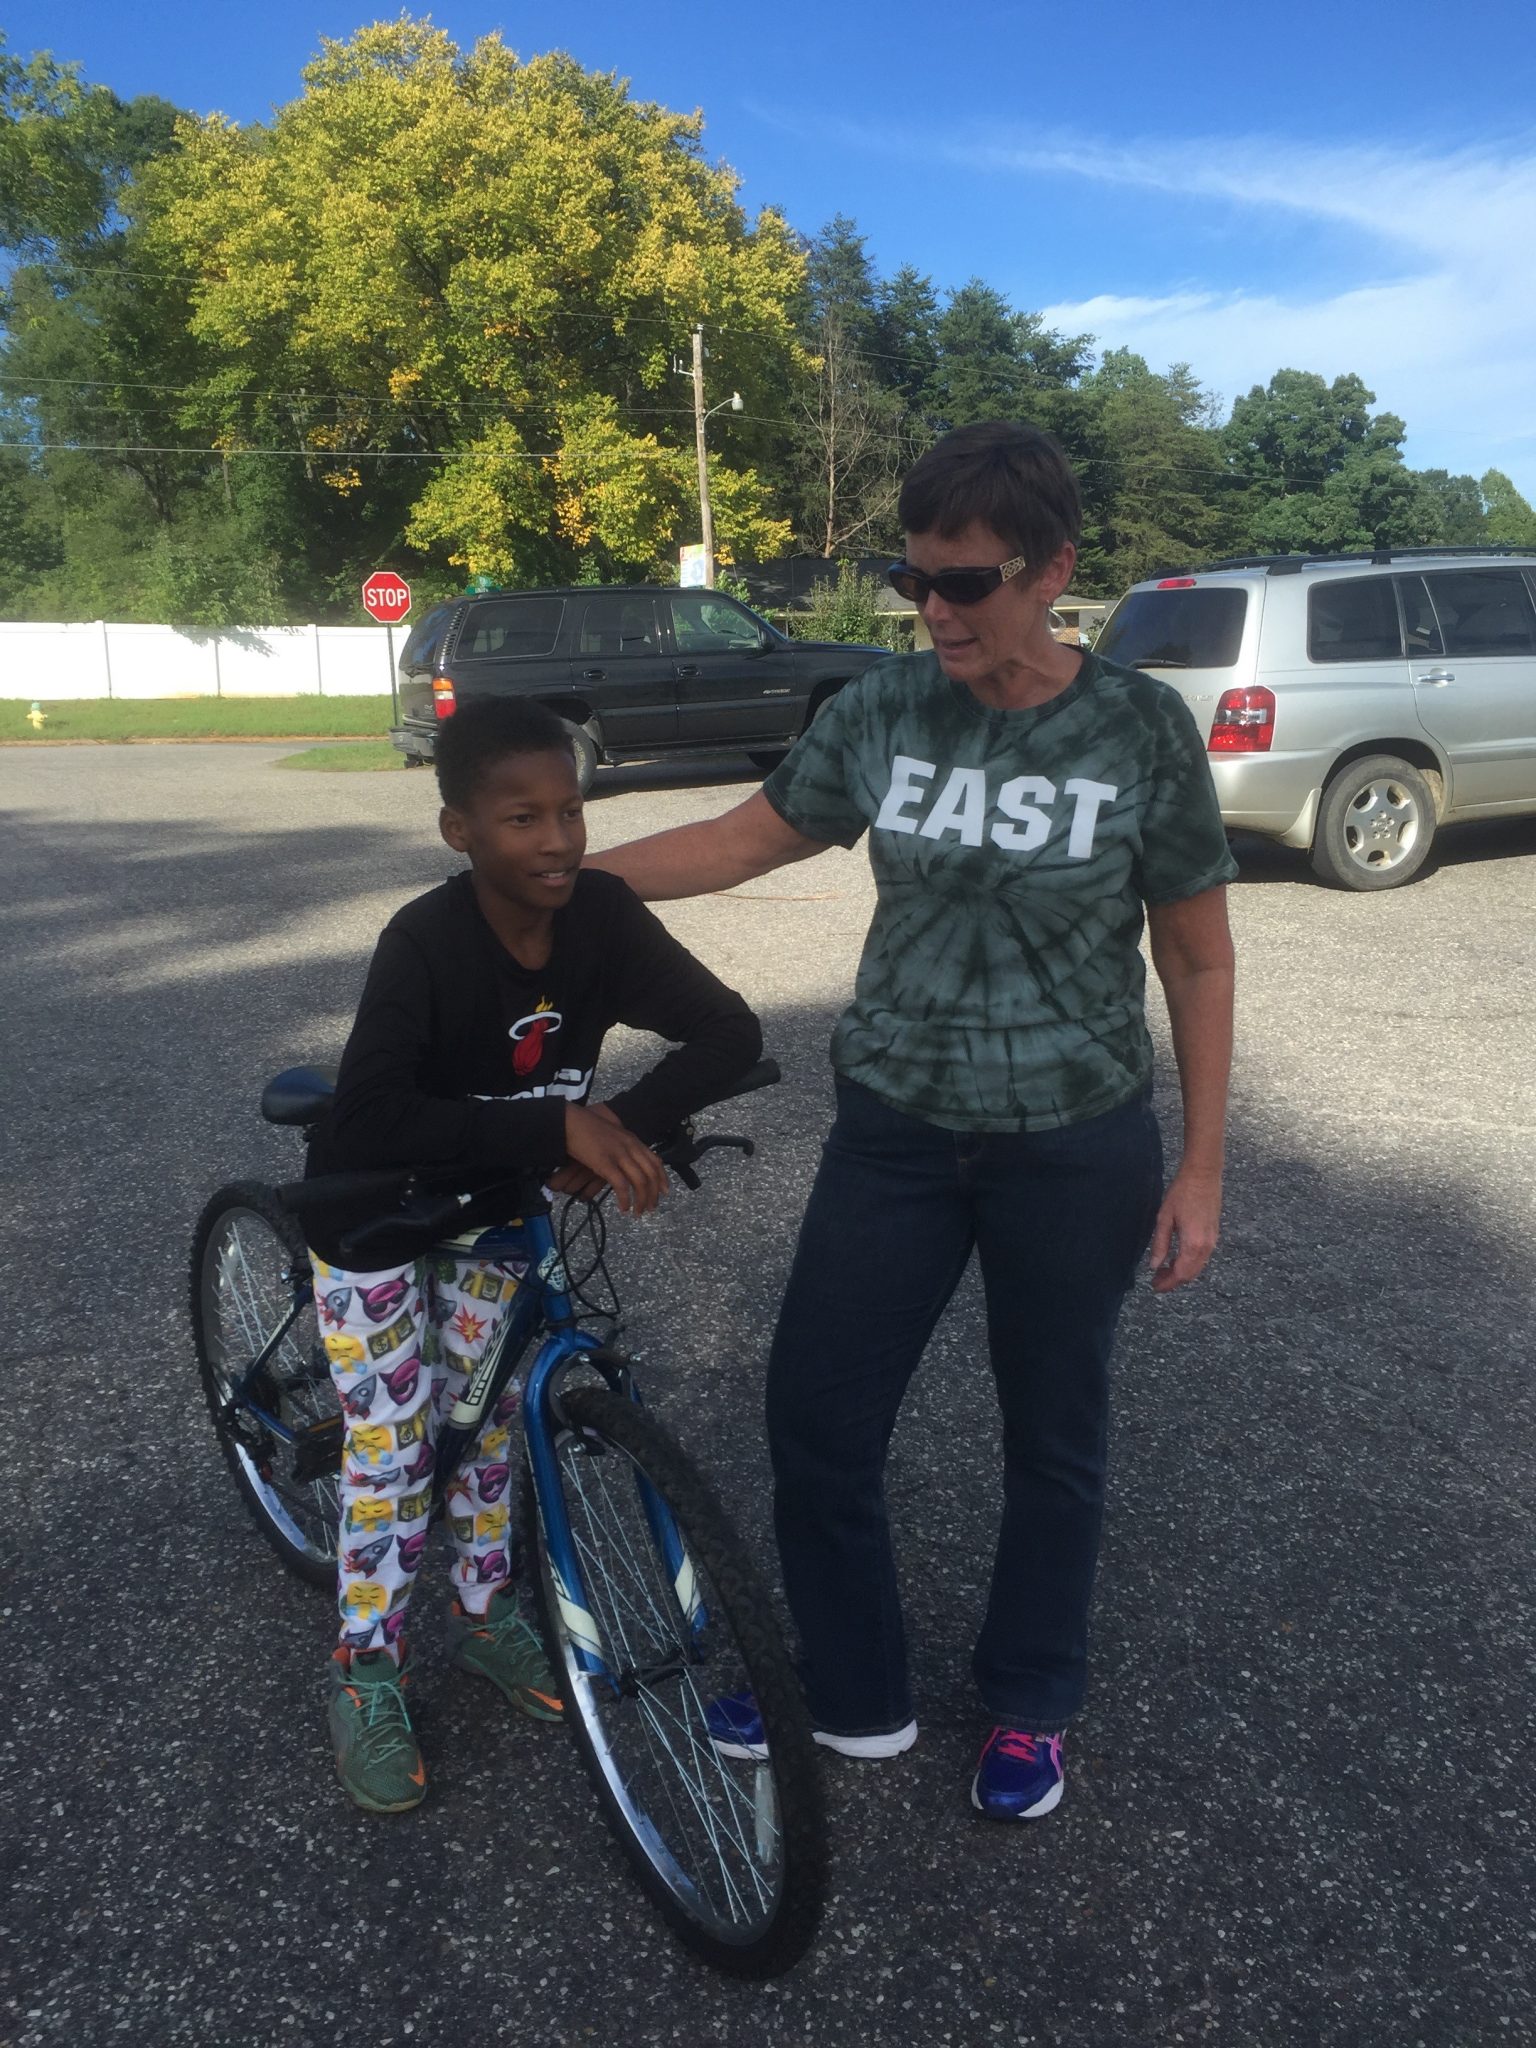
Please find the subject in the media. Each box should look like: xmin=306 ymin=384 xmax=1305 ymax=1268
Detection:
xmin=897 ymin=420 xmax=1082 ymax=564
xmin=434 ymin=697 xmax=576 ymax=810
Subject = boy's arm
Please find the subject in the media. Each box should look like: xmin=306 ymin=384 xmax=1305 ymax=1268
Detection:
xmin=595 ymin=887 xmax=764 ymax=1143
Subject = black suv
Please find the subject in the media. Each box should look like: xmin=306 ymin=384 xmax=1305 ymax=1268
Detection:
xmin=390 ymin=584 xmax=888 ymax=786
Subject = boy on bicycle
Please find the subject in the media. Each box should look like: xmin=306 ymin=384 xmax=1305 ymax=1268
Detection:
xmin=303 ymin=696 xmax=762 ymax=1813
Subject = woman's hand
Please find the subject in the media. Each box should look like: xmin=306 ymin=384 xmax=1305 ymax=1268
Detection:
xmin=1146 ymin=886 xmax=1233 ymax=1295
xmin=1148 ymin=1166 xmax=1222 ymax=1293
xmin=558 ymin=1101 xmax=668 ymax=1215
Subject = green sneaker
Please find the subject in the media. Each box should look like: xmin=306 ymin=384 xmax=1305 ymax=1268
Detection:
xmin=327 ymin=1648 xmax=427 ymax=1813
xmin=449 ymin=1586 xmax=564 ymax=1722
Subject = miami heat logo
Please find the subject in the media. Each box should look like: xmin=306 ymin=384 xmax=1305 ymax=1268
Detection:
xmin=509 ymin=997 xmax=563 ymax=1077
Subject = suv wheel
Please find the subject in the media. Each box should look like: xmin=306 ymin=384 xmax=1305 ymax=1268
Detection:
xmin=561 ymin=719 xmax=599 ymax=794
xmin=1311 ymin=754 xmax=1436 ymax=891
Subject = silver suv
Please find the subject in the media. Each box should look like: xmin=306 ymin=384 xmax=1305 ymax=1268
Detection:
xmin=1095 ymin=547 xmax=1536 ymax=889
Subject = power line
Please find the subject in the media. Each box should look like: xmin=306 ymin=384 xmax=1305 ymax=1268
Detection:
xmin=0 ymin=439 xmax=682 ymax=463
xmin=0 ymin=375 xmax=810 ymax=435
xmin=0 ymin=389 xmax=1356 ymax=484
xmin=0 ymin=434 xmax=1337 ymax=490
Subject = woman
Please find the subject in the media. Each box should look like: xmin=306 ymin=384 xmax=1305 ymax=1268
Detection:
xmin=587 ymin=421 xmax=1236 ymax=1820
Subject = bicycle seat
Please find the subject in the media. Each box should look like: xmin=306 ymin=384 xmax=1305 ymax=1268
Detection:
xmin=261 ymin=1065 xmax=338 ymax=1126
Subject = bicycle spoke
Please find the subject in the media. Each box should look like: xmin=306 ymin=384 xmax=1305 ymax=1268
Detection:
xmin=567 ymin=1459 xmax=763 ymax=1838
xmin=553 ymin=1430 xmax=780 ymax=1926
xmin=202 ymin=1204 xmax=338 ymax=1573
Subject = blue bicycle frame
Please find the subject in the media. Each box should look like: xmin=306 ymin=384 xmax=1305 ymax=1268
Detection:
xmin=427 ymin=1208 xmax=706 ymax=1692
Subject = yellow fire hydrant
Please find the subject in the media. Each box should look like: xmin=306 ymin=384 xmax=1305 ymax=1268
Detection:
xmin=26 ymin=701 xmax=46 ymax=730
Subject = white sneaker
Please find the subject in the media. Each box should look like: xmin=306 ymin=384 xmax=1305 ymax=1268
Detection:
xmin=813 ymin=1719 xmax=918 ymax=1760
xmin=706 ymin=1689 xmax=917 ymax=1761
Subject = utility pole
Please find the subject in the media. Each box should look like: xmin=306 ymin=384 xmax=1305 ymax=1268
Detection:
xmin=690 ymin=324 xmax=716 ymax=589
xmin=674 ymin=325 xmax=741 ymax=589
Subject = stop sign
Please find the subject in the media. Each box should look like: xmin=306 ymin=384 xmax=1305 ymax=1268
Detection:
xmin=362 ymin=571 xmax=412 ymax=622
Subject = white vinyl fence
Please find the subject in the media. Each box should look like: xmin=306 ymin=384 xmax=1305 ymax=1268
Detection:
xmin=0 ymin=621 xmax=403 ymax=700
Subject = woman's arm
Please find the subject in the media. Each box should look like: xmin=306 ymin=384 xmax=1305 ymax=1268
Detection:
xmin=1145 ymin=885 xmax=1235 ymax=1293
xmin=585 ymin=790 xmax=830 ymax=901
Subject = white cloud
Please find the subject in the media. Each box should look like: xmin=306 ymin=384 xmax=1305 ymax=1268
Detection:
xmin=999 ymin=133 xmax=1536 ymax=490
xmin=784 ymin=106 xmax=1536 ymax=494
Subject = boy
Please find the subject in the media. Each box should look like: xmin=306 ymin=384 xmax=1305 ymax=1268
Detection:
xmin=304 ymin=696 xmax=762 ymax=1813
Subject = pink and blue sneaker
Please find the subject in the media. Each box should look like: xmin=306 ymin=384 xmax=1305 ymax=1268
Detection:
xmin=971 ymin=1727 xmax=1065 ymax=1819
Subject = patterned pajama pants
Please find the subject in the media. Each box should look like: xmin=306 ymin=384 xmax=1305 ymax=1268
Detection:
xmin=311 ymin=1245 xmax=527 ymax=1655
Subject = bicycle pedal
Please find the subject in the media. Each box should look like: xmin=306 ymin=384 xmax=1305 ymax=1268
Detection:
xmin=291 ymin=1414 xmax=345 ymax=1483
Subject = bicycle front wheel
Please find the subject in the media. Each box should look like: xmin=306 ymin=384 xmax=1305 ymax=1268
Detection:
xmin=190 ymin=1181 xmax=340 ymax=1589
xmin=525 ymin=1385 xmax=826 ymax=1977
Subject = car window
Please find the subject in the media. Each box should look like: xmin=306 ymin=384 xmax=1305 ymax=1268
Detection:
xmin=670 ymin=593 xmax=763 ymax=654
xmin=1307 ymin=578 xmax=1402 ymax=662
xmin=1395 ymin=576 xmax=1445 ymax=658
xmin=578 ymin=595 xmax=660 ymax=658
xmin=1095 ymin=587 xmax=1247 ymax=669
xmin=457 ymin=596 xmax=565 ymax=659
xmin=1423 ymin=569 xmax=1536 ymax=656
xmin=399 ymin=604 xmax=453 ymax=672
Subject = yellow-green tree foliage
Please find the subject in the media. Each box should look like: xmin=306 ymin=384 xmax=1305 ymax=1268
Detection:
xmin=136 ymin=20 xmax=798 ymax=578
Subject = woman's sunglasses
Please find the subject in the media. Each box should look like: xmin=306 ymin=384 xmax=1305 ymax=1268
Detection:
xmin=887 ymin=554 xmax=1030 ymax=607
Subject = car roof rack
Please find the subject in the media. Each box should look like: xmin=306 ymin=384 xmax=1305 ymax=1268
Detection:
xmin=1158 ymin=544 xmax=1536 ymax=579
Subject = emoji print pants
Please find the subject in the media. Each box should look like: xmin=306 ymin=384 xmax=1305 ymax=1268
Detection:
xmin=313 ymin=1247 xmax=525 ymax=1656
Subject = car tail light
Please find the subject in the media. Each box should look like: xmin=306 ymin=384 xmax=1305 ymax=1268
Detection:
xmin=1208 ymin=685 xmax=1275 ymax=753
xmin=1157 ymin=577 xmax=1197 ymax=589
xmin=432 ymin=676 xmax=457 ymax=720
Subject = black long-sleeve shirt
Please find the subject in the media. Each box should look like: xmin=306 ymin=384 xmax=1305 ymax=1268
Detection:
xmin=304 ymin=868 xmax=760 ymax=1253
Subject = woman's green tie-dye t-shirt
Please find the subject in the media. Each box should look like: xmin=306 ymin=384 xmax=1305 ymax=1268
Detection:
xmin=762 ymin=649 xmax=1237 ymax=1132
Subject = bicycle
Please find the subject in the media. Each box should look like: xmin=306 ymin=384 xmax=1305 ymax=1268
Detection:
xmin=189 ymin=1058 xmax=826 ymax=1978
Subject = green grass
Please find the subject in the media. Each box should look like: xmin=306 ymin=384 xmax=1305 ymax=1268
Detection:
xmin=0 ymin=695 xmax=395 ymax=742
xmin=273 ymin=740 xmax=406 ymax=772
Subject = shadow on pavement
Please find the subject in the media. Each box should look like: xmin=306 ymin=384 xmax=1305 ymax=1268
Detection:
xmin=1 ymin=803 xmax=1531 ymax=2048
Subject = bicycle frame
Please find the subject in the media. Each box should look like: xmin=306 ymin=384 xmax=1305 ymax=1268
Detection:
xmin=223 ymin=1198 xmax=705 ymax=1687
xmin=376 ymin=1205 xmax=707 ymax=1691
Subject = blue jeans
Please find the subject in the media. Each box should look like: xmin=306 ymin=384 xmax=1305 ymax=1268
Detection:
xmin=766 ymin=1078 xmax=1163 ymax=1735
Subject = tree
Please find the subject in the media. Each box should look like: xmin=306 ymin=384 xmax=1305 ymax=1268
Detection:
xmin=1479 ymin=469 xmax=1536 ymax=547
xmin=1222 ymin=369 xmax=1430 ymax=555
xmin=0 ymin=446 xmax=62 ymax=599
xmin=779 ymin=217 xmax=915 ymax=556
xmin=0 ymin=36 xmax=217 ymax=616
xmin=136 ymin=22 xmax=805 ymax=588
xmin=1414 ymin=469 xmax=1486 ymax=547
xmin=0 ymin=36 xmax=177 ymax=250
xmin=1068 ymin=351 xmax=1231 ymax=589
xmin=791 ymin=561 xmax=891 ymax=647
xmin=930 ymin=281 xmax=1090 ymax=433
xmin=801 ymin=213 xmax=879 ymax=357
xmin=870 ymin=264 xmax=939 ymax=412
xmin=1223 ymin=369 xmax=1403 ymax=489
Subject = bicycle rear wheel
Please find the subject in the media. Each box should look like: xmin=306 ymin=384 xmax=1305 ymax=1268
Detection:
xmin=190 ymin=1181 xmax=341 ymax=1589
xmin=525 ymin=1385 xmax=826 ymax=1977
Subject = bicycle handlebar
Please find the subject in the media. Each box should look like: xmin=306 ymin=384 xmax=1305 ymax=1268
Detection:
xmin=278 ymin=1057 xmax=782 ymax=1262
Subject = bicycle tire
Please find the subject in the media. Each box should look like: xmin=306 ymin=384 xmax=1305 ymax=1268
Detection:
xmin=524 ymin=1385 xmax=826 ymax=1976
xmin=190 ymin=1181 xmax=340 ymax=1590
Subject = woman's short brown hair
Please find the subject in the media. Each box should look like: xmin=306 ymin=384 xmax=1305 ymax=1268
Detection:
xmin=897 ymin=420 xmax=1082 ymax=565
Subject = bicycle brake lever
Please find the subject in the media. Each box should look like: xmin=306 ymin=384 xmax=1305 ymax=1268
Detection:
xmin=656 ymin=1130 xmax=753 ymax=1189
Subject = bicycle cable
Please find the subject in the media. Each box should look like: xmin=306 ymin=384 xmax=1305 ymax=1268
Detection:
xmin=556 ymin=1190 xmax=624 ymax=1331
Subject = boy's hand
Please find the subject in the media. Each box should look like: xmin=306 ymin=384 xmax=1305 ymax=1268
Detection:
xmin=548 ymin=1102 xmax=623 ymax=1200
xmin=561 ymin=1102 xmax=667 ymax=1215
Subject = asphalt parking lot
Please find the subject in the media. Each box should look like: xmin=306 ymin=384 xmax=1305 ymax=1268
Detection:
xmin=2 ymin=741 xmax=1533 ymax=2048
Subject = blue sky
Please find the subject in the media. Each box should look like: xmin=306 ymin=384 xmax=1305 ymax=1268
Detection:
xmin=15 ymin=0 xmax=1536 ymax=496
